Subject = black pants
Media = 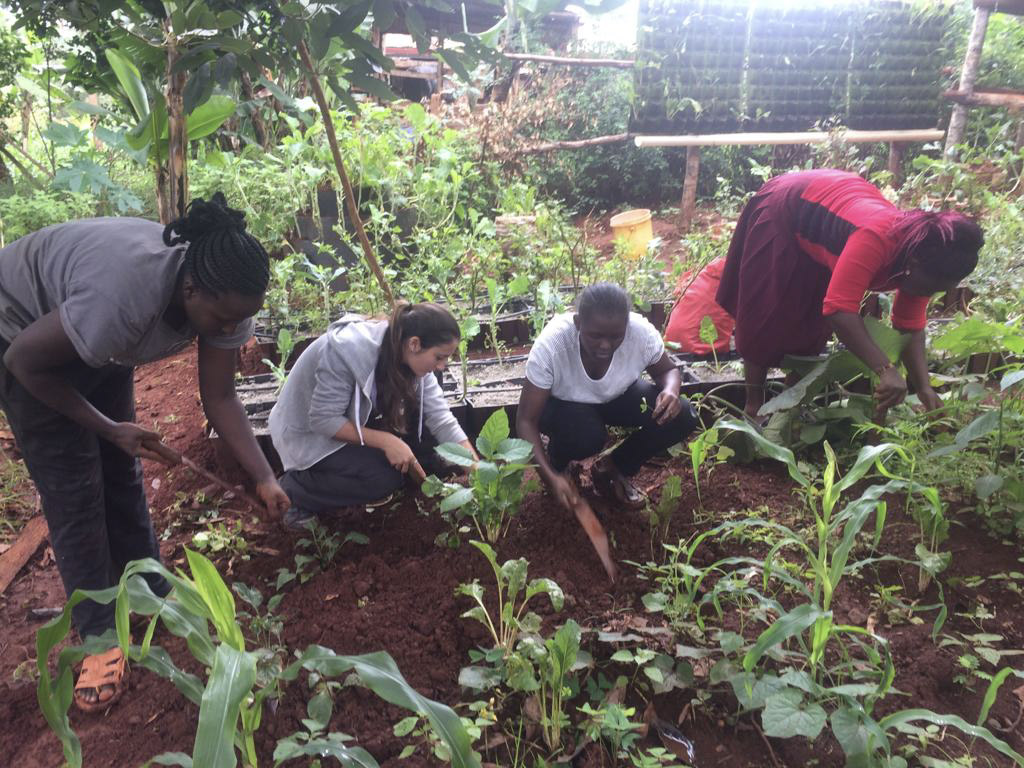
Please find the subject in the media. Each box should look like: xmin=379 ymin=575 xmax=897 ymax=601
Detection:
xmin=280 ymin=415 xmax=442 ymax=515
xmin=539 ymin=379 xmax=698 ymax=476
xmin=0 ymin=342 xmax=167 ymax=639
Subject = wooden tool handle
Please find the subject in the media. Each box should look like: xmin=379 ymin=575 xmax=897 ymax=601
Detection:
xmin=163 ymin=443 xmax=266 ymax=511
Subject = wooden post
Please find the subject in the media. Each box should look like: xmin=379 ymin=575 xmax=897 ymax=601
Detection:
xmin=887 ymin=141 xmax=906 ymax=186
xmin=680 ymin=146 xmax=701 ymax=232
xmin=945 ymin=6 xmax=991 ymax=154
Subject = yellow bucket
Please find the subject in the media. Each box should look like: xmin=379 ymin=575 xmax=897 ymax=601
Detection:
xmin=609 ymin=209 xmax=654 ymax=259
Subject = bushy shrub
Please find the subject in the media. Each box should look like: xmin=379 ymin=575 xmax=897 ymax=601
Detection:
xmin=0 ymin=188 xmax=98 ymax=245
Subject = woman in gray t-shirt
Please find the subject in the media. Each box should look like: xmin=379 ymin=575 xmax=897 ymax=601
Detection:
xmin=517 ymin=283 xmax=699 ymax=512
xmin=0 ymin=193 xmax=290 ymax=712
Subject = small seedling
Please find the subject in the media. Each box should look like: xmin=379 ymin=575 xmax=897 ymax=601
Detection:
xmin=261 ymin=327 xmax=296 ymax=390
xmin=647 ymin=475 xmax=682 ymax=559
xmin=699 ymin=314 xmax=722 ymax=373
xmin=277 ymin=520 xmax=368 ymax=588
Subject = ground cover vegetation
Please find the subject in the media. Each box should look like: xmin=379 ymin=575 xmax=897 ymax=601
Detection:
xmin=1 ymin=1 xmax=1023 ymax=766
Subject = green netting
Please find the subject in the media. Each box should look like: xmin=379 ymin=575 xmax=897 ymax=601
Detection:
xmin=632 ymin=0 xmax=951 ymax=135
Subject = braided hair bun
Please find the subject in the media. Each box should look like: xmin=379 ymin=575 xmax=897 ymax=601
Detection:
xmin=163 ymin=192 xmax=270 ymax=296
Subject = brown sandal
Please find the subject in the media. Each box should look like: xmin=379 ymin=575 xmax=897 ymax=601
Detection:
xmin=74 ymin=647 xmax=129 ymax=713
xmin=590 ymin=461 xmax=647 ymax=510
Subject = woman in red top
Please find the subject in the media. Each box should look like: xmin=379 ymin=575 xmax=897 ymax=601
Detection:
xmin=716 ymin=169 xmax=984 ymax=418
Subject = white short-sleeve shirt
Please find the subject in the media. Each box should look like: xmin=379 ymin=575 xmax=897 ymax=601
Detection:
xmin=525 ymin=312 xmax=665 ymax=403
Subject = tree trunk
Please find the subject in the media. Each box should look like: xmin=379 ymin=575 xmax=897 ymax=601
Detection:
xmin=155 ymin=165 xmax=170 ymax=226
xmin=20 ymin=94 xmax=32 ymax=152
xmin=164 ymin=20 xmax=188 ymax=224
xmin=945 ymin=6 xmax=990 ymax=155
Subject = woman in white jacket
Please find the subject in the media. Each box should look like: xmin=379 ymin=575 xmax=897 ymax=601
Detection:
xmin=269 ymin=302 xmax=473 ymax=530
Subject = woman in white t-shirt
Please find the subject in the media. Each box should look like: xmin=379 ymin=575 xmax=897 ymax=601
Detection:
xmin=516 ymin=283 xmax=698 ymax=510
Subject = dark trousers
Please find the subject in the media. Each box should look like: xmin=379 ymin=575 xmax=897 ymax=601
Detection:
xmin=280 ymin=415 xmax=442 ymax=515
xmin=0 ymin=342 xmax=166 ymax=639
xmin=539 ymin=379 xmax=698 ymax=476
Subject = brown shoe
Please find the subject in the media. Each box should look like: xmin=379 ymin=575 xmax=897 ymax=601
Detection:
xmin=590 ymin=460 xmax=647 ymax=510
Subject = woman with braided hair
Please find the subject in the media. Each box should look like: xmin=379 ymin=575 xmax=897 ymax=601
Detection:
xmin=269 ymin=302 xmax=475 ymax=531
xmin=0 ymin=192 xmax=291 ymax=711
xmin=716 ymin=169 xmax=984 ymax=419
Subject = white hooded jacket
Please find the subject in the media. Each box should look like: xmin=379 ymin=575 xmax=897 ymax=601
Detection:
xmin=268 ymin=315 xmax=467 ymax=472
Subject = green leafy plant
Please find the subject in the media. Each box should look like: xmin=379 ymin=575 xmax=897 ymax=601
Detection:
xmin=741 ymin=317 xmax=910 ymax=452
xmin=261 ymin=328 xmax=296 ymax=391
xmin=687 ymin=426 xmax=733 ymax=512
xmin=190 ymin=518 xmax=249 ymax=562
xmin=456 ymin=540 xmax=564 ymax=656
xmin=512 ymin=619 xmax=586 ymax=752
xmin=577 ymin=701 xmax=644 ymax=761
xmin=483 ymin=274 xmax=529 ymax=362
xmin=698 ymin=314 xmax=722 ymax=373
xmin=36 ymin=550 xmax=479 ymax=768
xmin=277 ymin=520 xmax=368 ymax=588
xmin=423 ymin=409 xmax=536 ymax=544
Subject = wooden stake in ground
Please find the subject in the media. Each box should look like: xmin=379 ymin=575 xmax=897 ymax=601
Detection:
xmin=298 ymin=39 xmax=395 ymax=308
xmin=679 ymin=146 xmax=701 ymax=233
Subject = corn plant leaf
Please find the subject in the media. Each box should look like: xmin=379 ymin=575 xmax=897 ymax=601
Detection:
xmin=743 ymin=604 xmax=828 ymax=673
xmin=132 ymin=645 xmax=205 ymax=705
xmin=978 ymin=668 xmax=1024 ymax=727
xmin=185 ymin=548 xmax=245 ymax=651
xmin=193 ymin=644 xmax=257 ymax=768
xmin=291 ymin=648 xmax=480 ymax=768
xmin=762 ymin=688 xmax=827 ymax=740
xmin=879 ymin=710 xmax=1024 ymax=765
xmin=835 ymin=443 xmax=900 ymax=493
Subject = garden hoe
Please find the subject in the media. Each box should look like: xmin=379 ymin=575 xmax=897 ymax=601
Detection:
xmin=409 ymin=462 xmax=617 ymax=583
xmin=569 ymin=490 xmax=617 ymax=584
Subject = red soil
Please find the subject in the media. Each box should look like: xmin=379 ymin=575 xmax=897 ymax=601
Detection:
xmin=0 ymin=345 xmax=1021 ymax=767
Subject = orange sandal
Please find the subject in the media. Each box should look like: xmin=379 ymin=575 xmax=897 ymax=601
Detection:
xmin=74 ymin=647 xmax=129 ymax=713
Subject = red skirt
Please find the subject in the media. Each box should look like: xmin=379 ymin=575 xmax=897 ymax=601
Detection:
xmin=715 ymin=174 xmax=834 ymax=368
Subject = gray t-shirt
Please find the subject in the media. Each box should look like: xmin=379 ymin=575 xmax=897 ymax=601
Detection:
xmin=525 ymin=312 xmax=665 ymax=403
xmin=0 ymin=217 xmax=253 ymax=367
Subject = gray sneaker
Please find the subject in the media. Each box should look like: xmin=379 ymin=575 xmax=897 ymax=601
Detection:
xmin=283 ymin=506 xmax=317 ymax=533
